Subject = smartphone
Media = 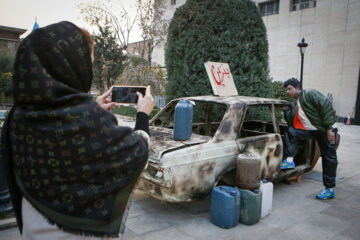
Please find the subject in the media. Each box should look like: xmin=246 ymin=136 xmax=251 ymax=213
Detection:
xmin=111 ymin=86 xmax=146 ymax=104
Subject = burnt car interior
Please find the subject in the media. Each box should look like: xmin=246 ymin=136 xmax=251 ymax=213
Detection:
xmin=240 ymin=105 xmax=276 ymax=137
xmin=151 ymin=100 xmax=227 ymax=137
xmin=151 ymin=100 xmax=317 ymax=178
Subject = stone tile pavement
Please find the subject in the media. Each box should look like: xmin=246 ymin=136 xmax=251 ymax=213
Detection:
xmin=1 ymin=123 xmax=359 ymax=240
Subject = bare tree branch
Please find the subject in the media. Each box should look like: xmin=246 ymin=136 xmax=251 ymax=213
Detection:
xmin=78 ymin=0 xmax=137 ymax=53
xmin=135 ymin=0 xmax=168 ymax=68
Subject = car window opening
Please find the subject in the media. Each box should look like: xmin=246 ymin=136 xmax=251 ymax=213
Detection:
xmin=151 ymin=100 xmax=227 ymax=137
xmin=240 ymin=105 xmax=275 ymax=137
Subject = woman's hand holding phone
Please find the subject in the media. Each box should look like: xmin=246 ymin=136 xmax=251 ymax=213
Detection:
xmin=97 ymin=85 xmax=154 ymax=115
xmin=96 ymin=86 xmax=119 ymax=111
xmin=136 ymin=86 xmax=154 ymax=116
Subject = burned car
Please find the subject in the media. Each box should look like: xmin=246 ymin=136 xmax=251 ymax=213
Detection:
xmin=137 ymin=95 xmax=324 ymax=202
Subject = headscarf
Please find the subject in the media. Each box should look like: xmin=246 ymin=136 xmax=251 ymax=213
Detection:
xmin=1 ymin=21 xmax=148 ymax=237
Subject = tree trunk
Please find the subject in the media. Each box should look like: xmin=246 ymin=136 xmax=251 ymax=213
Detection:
xmin=141 ymin=41 xmax=146 ymax=58
xmin=147 ymin=40 xmax=153 ymax=70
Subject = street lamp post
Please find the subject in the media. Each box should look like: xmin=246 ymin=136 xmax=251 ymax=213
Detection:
xmin=297 ymin=38 xmax=308 ymax=90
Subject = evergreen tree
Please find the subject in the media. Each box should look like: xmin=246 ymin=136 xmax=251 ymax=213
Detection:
xmin=165 ymin=0 xmax=271 ymax=101
xmin=271 ymin=81 xmax=293 ymax=102
xmin=271 ymin=80 xmax=294 ymax=121
xmin=93 ymin=21 xmax=127 ymax=93
xmin=0 ymin=49 xmax=15 ymax=103
xmin=0 ymin=49 xmax=15 ymax=74
xmin=0 ymin=72 xmax=13 ymax=102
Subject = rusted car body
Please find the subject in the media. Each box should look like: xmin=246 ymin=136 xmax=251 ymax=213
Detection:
xmin=137 ymin=95 xmax=322 ymax=202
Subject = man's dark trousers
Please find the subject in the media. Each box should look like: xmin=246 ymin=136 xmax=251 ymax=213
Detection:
xmin=284 ymin=127 xmax=338 ymax=188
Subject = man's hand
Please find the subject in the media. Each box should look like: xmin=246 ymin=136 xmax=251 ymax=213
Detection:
xmin=96 ymin=87 xmax=118 ymax=111
xmin=327 ymin=129 xmax=335 ymax=143
xmin=136 ymin=86 xmax=154 ymax=116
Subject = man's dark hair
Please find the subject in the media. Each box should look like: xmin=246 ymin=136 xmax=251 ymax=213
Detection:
xmin=283 ymin=78 xmax=300 ymax=88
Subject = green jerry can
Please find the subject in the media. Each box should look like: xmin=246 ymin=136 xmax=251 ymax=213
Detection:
xmin=239 ymin=188 xmax=262 ymax=225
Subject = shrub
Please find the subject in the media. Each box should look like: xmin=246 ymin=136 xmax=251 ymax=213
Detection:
xmin=165 ymin=0 xmax=271 ymax=101
xmin=0 ymin=49 xmax=15 ymax=74
xmin=0 ymin=72 xmax=13 ymax=102
xmin=115 ymin=56 xmax=166 ymax=96
xmin=271 ymin=81 xmax=293 ymax=102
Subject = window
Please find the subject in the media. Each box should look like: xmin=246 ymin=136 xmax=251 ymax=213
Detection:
xmin=0 ymin=39 xmax=16 ymax=52
xmin=291 ymin=0 xmax=316 ymax=11
xmin=239 ymin=105 xmax=275 ymax=138
xmin=171 ymin=0 xmax=176 ymax=5
xmin=151 ymin=100 xmax=227 ymax=137
xmin=259 ymin=0 xmax=280 ymax=17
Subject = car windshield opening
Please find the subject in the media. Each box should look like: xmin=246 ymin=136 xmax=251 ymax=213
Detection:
xmin=151 ymin=100 xmax=227 ymax=137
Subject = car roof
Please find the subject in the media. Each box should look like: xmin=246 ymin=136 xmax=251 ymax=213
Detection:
xmin=175 ymin=95 xmax=290 ymax=106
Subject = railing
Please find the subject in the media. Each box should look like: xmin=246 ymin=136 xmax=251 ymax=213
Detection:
xmin=154 ymin=96 xmax=166 ymax=108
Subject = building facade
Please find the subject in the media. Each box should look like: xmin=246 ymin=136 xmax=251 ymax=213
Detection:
xmin=127 ymin=40 xmax=150 ymax=58
xmin=255 ymin=0 xmax=360 ymax=120
xmin=152 ymin=0 xmax=360 ymax=120
xmin=0 ymin=25 xmax=26 ymax=52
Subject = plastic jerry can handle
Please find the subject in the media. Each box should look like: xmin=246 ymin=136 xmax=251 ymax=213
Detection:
xmin=219 ymin=186 xmax=229 ymax=194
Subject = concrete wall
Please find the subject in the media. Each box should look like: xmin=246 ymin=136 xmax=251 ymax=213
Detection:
xmin=152 ymin=0 xmax=360 ymax=117
xmin=256 ymin=0 xmax=360 ymax=117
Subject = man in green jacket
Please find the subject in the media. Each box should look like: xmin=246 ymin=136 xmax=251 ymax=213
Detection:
xmin=281 ymin=78 xmax=338 ymax=200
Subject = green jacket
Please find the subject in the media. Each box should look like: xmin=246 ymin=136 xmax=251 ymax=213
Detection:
xmin=284 ymin=89 xmax=337 ymax=132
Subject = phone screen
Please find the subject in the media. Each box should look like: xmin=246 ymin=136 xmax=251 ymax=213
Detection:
xmin=111 ymin=86 xmax=146 ymax=103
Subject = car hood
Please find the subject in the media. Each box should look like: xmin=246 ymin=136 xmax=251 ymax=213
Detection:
xmin=149 ymin=126 xmax=211 ymax=161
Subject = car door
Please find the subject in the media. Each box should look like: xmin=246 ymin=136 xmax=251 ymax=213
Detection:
xmin=236 ymin=104 xmax=283 ymax=180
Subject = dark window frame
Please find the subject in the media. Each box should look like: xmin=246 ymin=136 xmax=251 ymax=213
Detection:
xmin=237 ymin=104 xmax=278 ymax=138
xmin=259 ymin=0 xmax=280 ymax=17
xmin=291 ymin=0 xmax=317 ymax=11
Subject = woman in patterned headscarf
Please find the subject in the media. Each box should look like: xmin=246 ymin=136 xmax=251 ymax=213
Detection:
xmin=1 ymin=21 xmax=154 ymax=239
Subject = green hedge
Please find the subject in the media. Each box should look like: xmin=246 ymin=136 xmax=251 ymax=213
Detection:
xmin=165 ymin=0 xmax=271 ymax=101
xmin=271 ymin=81 xmax=293 ymax=102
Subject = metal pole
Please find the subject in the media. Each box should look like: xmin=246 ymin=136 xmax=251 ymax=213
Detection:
xmin=297 ymin=38 xmax=307 ymax=90
xmin=300 ymin=52 xmax=304 ymax=90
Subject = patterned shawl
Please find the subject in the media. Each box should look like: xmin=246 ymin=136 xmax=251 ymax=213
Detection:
xmin=1 ymin=21 xmax=148 ymax=237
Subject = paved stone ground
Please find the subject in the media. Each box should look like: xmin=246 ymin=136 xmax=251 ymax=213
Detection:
xmin=1 ymin=123 xmax=359 ymax=240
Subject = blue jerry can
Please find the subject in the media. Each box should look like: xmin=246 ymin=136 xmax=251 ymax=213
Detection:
xmin=174 ymin=100 xmax=193 ymax=141
xmin=210 ymin=186 xmax=241 ymax=229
